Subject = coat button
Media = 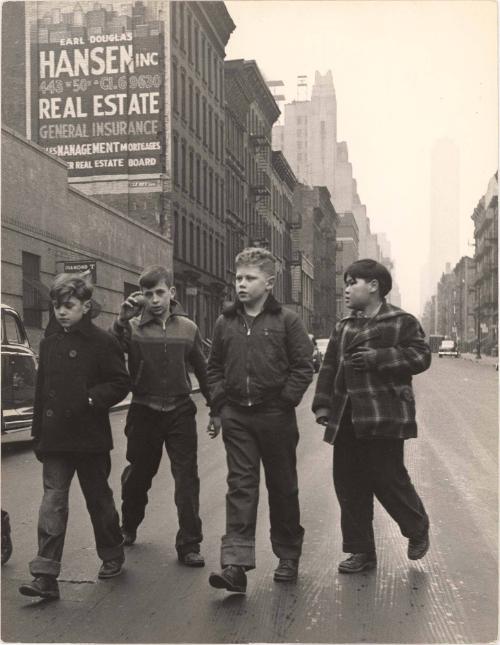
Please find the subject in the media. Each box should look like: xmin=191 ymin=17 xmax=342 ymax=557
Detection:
xmin=69 ymin=349 xmax=78 ymax=358
xmin=48 ymin=389 xmax=56 ymax=398
xmin=46 ymin=409 xmax=54 ymax=418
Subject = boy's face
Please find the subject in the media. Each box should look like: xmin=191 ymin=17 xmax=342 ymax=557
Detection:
xmin=344 ymin=275 xmax=379 ymax=310
xmin=53 ymin=296 xmax=91 ymax=328
xmin=235 ymin=264 xmax=274 ymax=306
xmin=141 ymin=279 xmax=175 ymax=318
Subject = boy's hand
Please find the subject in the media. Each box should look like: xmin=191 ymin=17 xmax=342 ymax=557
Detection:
xmin=119 ymin=291 xmax=146 ymax=323
xmin=207 ymin=416 xmax=222 ymax=438
xmin=350 ymin=347 xmax=377 ymax=371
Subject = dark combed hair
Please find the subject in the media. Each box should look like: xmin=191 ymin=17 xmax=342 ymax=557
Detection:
xmin=344 ymin=259 xmax=393 ymax=297
xmin=139 ymin=265 xmax=173 ymax=289
xmin=50 ymin=273 xmax=93 ymax=306
xmin=235 ymin=247 xmax=276 ymax=277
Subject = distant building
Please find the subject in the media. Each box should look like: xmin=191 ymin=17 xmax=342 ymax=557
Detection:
xmin=336 ymin=212 xmax=359 ymax=319
xmin=452 ymin=256 xmax=476 ymax=347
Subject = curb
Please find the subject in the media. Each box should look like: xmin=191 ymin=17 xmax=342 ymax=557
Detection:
xmin=459 ymin=354 xmax=498 ymax=369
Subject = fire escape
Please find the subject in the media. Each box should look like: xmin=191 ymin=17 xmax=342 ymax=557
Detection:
xmin=249 ymin=132 xmax=272 ymax=247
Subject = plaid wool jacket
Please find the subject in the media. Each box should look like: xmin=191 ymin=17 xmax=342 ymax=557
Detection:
xmin=312 ymin=302 xmax=431 ymax=444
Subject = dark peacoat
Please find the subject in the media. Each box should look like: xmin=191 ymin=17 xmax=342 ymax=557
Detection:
xmin=32 ymin=314 xmax=130 ymax=453
xmin=312 ymin=302 xmax=431 ymax=444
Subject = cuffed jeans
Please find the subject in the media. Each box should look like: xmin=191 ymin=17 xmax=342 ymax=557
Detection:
xmin=220 ymin=404 xmax=305 ymax=570
xmin=121 ymin=400 xmax=202 ymax=556
xmin=30 ymin=452 xmax=123 ymax=578
xmin=333 ymin=410 xmax=429 ymax=554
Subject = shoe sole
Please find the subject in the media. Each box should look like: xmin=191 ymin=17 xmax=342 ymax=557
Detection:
xmin=408 ymin=544 xmax=430 ymax=560
xmin=338 ymin=560 xmax=377 ymax=574
xmin=98 ymin=569 xmax=123 ymax=579
xmin=179 ymin=559 xmax=205 ymax=567
xmin=208 ymin=572 xmax=246 ymax=593
xmin=273 ymin=574 xmax=298 ymax=583
xmin=19 ymin=585 xmax=59 ymax=600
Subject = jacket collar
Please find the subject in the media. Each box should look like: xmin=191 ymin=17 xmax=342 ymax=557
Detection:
xmin=45 ymin=312 xmax=93 ymax=337
xmin=223 ymin=293 xmax=282 ymax=318
xmin=341 ymin=300 xmax=404 ymax=323
xmin=138 ymin=299 xmax=187 ymax=327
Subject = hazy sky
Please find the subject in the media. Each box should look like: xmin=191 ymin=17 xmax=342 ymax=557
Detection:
xmin=225 ymin=0 xmax=498 ymax=314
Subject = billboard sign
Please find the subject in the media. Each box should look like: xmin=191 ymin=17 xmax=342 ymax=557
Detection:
xmin=29 ymin=1 xmax=164 ymax=180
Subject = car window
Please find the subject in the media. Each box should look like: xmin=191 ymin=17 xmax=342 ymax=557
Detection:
xmin=1 ymin=353 xmax=37 ymax=409
xmin=2 ymin=312 xmax=26 ymax=345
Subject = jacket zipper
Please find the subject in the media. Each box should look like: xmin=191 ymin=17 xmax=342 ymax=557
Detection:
xmin=241 ymin=312 xmax=262 ymax=407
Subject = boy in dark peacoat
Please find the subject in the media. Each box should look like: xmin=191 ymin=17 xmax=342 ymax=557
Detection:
xmin=312 ymin=259 xmax=431 ymax=574
xmin=19 ymin=274 xmax=130 ymax=601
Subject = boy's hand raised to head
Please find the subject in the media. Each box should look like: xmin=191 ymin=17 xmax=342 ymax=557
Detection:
xmin=207 ymin=416 xmax=222 ymax=438
xmin=119 ymin=291 xmax=146 ymax=323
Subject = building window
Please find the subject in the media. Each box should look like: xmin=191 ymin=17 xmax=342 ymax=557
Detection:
xmin=189 ymin=150 xmax=194 ymax=198
xmin=181 ymin=140 xmax=186 ymax=192
xmin=195 ymin=89 xmax=200 ymax=136
xmin=213 ymin=56 xmax=218 ymax=100
xmin=180 ymin=70 xmax=186 ymax=120
xmin=194 ymin=24 xmax=199 ymax=72
xmin=220 ymin=121 xmax=224 ymax=163
xmin=171 ymin=2 xmax=177 ymax=40
xmin=203 ymin=163 xmax=207 ymax=208
xmin=172 ymin=60 xmax=179 ymax=114
xmin=189 ymin=221 xmax=194 ymax=263
xmin=173 ymin=134 xmax=179 ymax=185
xmin=202 ymin=98 xmax=207 ymax=146
xmin=173 ymin=211 xmax=179 ymax=255
xmin=196 ymin=226 xmax=201 ymax=266
xmin=208 ymin=106 xmax=213 ymax=152
xmin=196 ymin=155 xmax=201 ymax=202
xmin=215 ymin=239 xmax=219 ymax=277
xmin=181 ymin=216 xmax=187 ymax=259
xmin=22 ymin=251 xmax=42 ymax=328
xmin=187 ymin=12 xmax=193 ymax=63
xmin=209 ymin=168 xmax=213 ymax=213
xmin=219 ymin=63 xmax=224 ymax=103
xmin=188 ymin=81 xmax=194 ymax=130
xmin=201 ymin=35 xmax=206 ymax=82
xmin=203 ymin=230 xmax=208 ymax=270
xmin=209 ymin=234 xmax=214 ymax=274
xmin=179 ymin=2 xmax=185 ymax=50
xmin=214 ymin=115 xmax=219 ymax=159
xmin=207 ymin=46 xmax=212 ymax=91
xmin=215 ymin=176 xmax=219 ymax=218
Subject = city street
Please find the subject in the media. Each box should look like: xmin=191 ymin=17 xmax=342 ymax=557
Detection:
xmin=1 ymin=357 xmax=497 ymax=644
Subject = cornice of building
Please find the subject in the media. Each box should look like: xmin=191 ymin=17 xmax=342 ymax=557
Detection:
xmin=271 ymin=150 xmax=297 ymax=192
xmin=241 ymin=60 xmax=281 ymax=126
xmin=192 ymin=1 xmax=235 ymax=56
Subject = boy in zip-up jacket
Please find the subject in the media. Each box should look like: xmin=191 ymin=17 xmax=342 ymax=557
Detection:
xmin=111 ymin=265 xmax=210 ymax=567
xmin=207 ymin=248 xmax=313 ymax=593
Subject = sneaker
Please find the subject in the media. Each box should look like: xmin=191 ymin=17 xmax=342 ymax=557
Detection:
xmin=273 ymin=558 xmax=299 ymax=582
xmin=178 ymin=552 xmax=205 ymax=567
xmin=338 ymin=552 xmax=377 ymax=574
xmin=19 ymin=575 xmax=60 ymax=600
xmin=98 ymin=556 xmax=124 ymax=579
xmin=408 ymin=531 xmax=429 ymax=560
xmin=208 ymin=565 xmax=247 ymax=593
xmin=121 ymin=527 xmax=136 ymax=546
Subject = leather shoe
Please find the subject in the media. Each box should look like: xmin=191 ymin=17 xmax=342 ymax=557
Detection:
xmin=121 ymin=527 xmax=136 ymax=546
xmin=408 ymin=531 xmax=429 ymax=560
xmin=19 ymin=575 xmax=60 ymax=600
xmin=274 ymin=558 xmax=299 ymax=582
xmin=209 ymin=565 xmax=247 ymax=593
xmin=98 ymin=556 xmax=124 ymax=579
xmin=338 ymin=552 xmax=377 ymax=574
xmin=178 ymin=552 xmax=205 ymax=567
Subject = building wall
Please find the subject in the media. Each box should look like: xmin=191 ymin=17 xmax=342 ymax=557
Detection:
xmin=2 ymin=127 xmax=172 ymax=350
xmin=336 ymin=212 xmax=359 ymax=319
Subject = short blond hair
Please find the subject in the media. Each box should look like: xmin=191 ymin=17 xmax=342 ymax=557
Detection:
xmin=235 ymin=247 xmax=275 ymax=276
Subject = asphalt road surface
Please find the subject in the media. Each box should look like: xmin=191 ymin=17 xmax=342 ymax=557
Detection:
xmin=2 ymin=357 xmax=497 ymax=643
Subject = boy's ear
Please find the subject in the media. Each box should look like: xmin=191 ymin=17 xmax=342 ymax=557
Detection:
xmin=169 ymin=286 xmax=176 ymax=298
xmin=368 ymin=279 xmax=380 ymax=294
xmin=265 ymin=275 xmax=276 ymax=290
xmin=83 ymin=300 xmax=92 ymax=314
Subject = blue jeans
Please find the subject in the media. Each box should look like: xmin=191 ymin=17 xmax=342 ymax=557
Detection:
xmin=30 ymin=452 xmax=123 ymax=578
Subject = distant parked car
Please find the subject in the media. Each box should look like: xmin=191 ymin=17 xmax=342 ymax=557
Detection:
xmin=438 ymin=339 xmax=460 ymax=358
xmin=1 ymin=304 xmax=37 ymax=444
xmin=308 ymin=334 xmax=322 ymax=373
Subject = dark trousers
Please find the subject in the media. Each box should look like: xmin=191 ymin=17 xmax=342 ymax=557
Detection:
xmin=121 ymin=400 xmax=202 ymax=555
xmin=30 ymin=452 xmax=123 ymax=578
xmin=333 ymin=411 xmax=429 ymax=554
xmin=220 ymin=404 xmax=305 ymax=570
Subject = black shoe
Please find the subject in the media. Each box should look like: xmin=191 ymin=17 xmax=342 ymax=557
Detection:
xmin=408 ymin=531 xmax=429 ymax=560
xmin=273 ymin=558 xmax=299 ymax=582
xmin=338 ymin=552 xmax=377 ymax=574
xmin=1 ymin=511 xmax=13 ymax=565
xmin=19 ymin=575 xmax=60 ymax=600
xmin=98 ymin=556 xmax=124 ymax=579
xmin=121 ymin=527 xmax=136 ymax=546
xmin=209 ymin=565 xmax=247 ymax=593
xmin=178 ymin=552 xmax=205 ymax=567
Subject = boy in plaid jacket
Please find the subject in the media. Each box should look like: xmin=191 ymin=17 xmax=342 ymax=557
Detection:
xmin=312 ymin=259 xmax=431 ymax=573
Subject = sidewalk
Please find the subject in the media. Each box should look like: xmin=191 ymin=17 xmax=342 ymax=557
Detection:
xmin=459 ymin=352 xmax=499 ymax=369
xmin=112 ymin=372 xmax=201 ymax=412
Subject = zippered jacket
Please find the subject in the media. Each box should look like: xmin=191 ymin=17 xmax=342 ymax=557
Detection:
xmin=312 ymin=302 xmax=431 ymax=444
xmin=111 ymin=300 xmax=210 ymax=410
xmin=207 ymin=295 xmax=313 ymax=414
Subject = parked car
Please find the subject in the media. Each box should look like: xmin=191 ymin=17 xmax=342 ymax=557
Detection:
xmin=315 ymin=338 xmax=330 ymax=360
xmin=308 ymin=334 xmax=322 ymax=373
xmin=1 ymin=304 xmax=37 ymax=444
xmin=438 ymin=339 xmax=460 ymax=358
